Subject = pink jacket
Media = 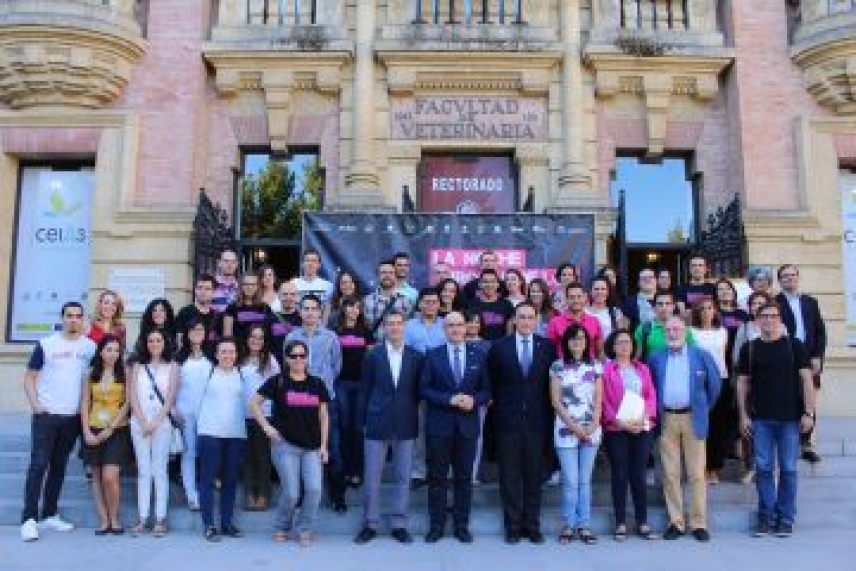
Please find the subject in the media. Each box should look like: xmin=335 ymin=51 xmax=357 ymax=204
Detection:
xmin=601 ymin=360 xmax=658 ymax=432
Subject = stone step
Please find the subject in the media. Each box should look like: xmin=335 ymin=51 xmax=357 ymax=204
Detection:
xmin=3 ymin=495 xmax=855 ymax=536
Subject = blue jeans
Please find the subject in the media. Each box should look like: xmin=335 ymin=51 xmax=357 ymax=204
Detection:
xmin=270 ymin=441 xmax=323 ymax=534
xmin=336 ymin=380 xmax=365 ymax=479
xmin=753 ymin=420 xmax=800 ymax=525
xmin=556 ymin=444 xmax=599 ymax=528
xmin=198 ymin=436 xmax=246 ymax=529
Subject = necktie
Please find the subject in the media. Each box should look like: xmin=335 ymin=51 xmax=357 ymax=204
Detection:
xmin=453 ymin=346 xmax=463 ymax=387
xmin=520 ymin=337 xmax=532 ymax=376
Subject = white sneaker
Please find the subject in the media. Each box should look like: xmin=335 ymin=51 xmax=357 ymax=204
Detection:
xmin=40 ymin=515 xmax=74 ymax=532
xmin=548 ymin=471 xmax=562 ymax=486
xmin=21 ymin=518 xmax=39 ymax=541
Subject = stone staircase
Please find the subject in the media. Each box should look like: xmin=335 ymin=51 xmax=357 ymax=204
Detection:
xmin=2 ymin=414 xmax=855 ymax=536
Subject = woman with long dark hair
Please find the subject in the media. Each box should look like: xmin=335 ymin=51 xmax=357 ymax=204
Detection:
xmin=174 ymin=318 xmax=214 ymax=510
xmin=550 ymin=325 xmax=603 ymax=545
xmin=137 ymin=298 xmax=176 ymax=349
xmin=80 ymin=335 xmax=130 ymax=534
xmin=335 ymin=297 xmax=374 ymax=486
xmin=128 ymin=328 xmax=179 ymax=537
xmin=504 ymin=268 xmax=528 ymax=307
xmin=326 ymin=270 xmax=361 ymax=329
xmin=437 ymin=277 xmax=465 ymax=317
xmin=527 ymin=277 xmax=557 ymax=337
xmin=240 ymin=323 xmax=281 ymax=511
xmin=258 ymin=264 xmax=282 ymax=313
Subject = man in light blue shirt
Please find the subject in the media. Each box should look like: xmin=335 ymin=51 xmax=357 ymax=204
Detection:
xmin=394 ymin=252 xmax=419 ymax=307
xmin=404 ymin=287 xmax=446 ymax=485
xmin=404 ymin=288 xmax=446 ymax=354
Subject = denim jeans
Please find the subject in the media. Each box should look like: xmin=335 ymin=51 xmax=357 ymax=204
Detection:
xmin=556 ymin=444 xmax=599 ymax=528
xmin=336 ymin=380 xmax=365 ymax=479
xmin=753 ymin=420 xmax=800 ymax=525
xmin=198 ymin=436 xmax=246 ymax=528
xmin=21 ymin=414 xmax=80 ymax=523
xmin=270 ymin=441 xmax=323 ymax=533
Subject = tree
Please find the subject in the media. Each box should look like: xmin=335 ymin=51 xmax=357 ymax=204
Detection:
xmin=240 ymin=156 xmax=323 ymax=239
xmin=667 ymin=218 xmax=688 ymax=243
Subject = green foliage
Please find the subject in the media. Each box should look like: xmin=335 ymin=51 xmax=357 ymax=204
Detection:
xmin=240 ymin=156 xmax=323 ymax=239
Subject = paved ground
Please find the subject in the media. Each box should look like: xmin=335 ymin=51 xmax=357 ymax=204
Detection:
xmin=0 ymin=528 xmax=852 ymax=571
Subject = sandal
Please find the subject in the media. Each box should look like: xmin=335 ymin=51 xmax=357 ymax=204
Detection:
xmin=637 ymin=524 xmax=659 ymax=540
xmin=613 ymin=524 xmax=627 ymax=542
xmin=274 ymin=530 xmax=290 ymax=543
xmin=558 ymin=526 xmax=576 ymax=544
xmin=298 ymin=531 xmax=315 ymax=547
xmin=153 ymin=520 xmax=168 ymax=538
xmin=131 ymin=521 xmax=150 ymax=536
xmin=578 ymin=528 xmax=598 ymax=545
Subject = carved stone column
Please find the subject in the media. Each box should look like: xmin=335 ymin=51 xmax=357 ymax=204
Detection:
xmin=343 ymin=0 xmax=385 ymax=206
xmin=556 ymin=0 xmax=595 ymax=206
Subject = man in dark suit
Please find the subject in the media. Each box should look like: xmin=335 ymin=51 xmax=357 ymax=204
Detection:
xmin=354 ymin=311 xmax=424 ymax=545
xmin=775 ymin=264 xmax=827 ymax=463
xmin=486 ymin=302 xmax=556 ymax=544
xmin=420 ymin=311 xmax=491 ymax=544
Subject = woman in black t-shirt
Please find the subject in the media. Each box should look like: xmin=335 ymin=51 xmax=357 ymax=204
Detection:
xmin=249 ymin=340 xmax=329 ymax=546
xmin=335 ymin=297 xmax=374 ymax=486
xmin=222 ymin=274 xmax=275 ymax=344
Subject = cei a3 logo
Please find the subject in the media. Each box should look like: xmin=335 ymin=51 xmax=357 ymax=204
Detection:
xmin=33 ymin=179 xmax=89 ymax=246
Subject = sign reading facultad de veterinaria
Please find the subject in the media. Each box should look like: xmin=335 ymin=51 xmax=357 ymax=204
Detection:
xmin=390 ymin=96 xmax=547 ymax=141
xmin=303 ymin=213 xmax=594 ymax=292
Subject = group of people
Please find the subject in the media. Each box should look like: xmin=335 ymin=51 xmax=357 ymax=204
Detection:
xmin=20 ymin=247 xmax=826 ymax=546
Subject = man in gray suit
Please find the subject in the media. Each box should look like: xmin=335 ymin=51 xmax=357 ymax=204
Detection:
xmin=354 ymin=311 xmax=424 ymax=545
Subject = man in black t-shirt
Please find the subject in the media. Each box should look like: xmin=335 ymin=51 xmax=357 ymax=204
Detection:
xmin=468 ymin=269 xmax=514 ymax=341
xmin=175 ymin=274 xmax=217 ymax=348
xmin=676 ymin=256 xmax=716 ymax=316
xmin=736 ymin=301 xmax=816 ymax=539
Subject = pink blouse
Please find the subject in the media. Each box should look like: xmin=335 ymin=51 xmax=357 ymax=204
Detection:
xmin=601 ymin=360 xmax=658 ymax=432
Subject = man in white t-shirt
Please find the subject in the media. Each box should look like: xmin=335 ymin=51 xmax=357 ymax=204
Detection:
xmin=293 ymin=249 xmax=334 ymax=306
xmin=21 ymin=301 xmax=97 ymax=542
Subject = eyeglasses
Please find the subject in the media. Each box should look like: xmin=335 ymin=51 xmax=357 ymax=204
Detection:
xmin=287 ymin=353 xmax=307 ymax=360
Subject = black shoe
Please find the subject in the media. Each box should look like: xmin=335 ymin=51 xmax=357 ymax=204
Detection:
xmin=775 ymin=521 xmax=794 ymax=538
xmin=663 ymin=524 xmax=684 ymax=540
xmin=204 ymin=526 xmax=220 ymax=542
xmin=221 ymin=524 xmax=243 ymax=538
xmin=526 ymin=529 xmax=545 ymax=544
xmin=391 ymin=528 xmax=413 ymax=544
xmin=691 ymin=528 xmax=711 ymax=542
xmin=425 ymin=529 xmax=443 ymax=543
xmin=753 ymin=518 xmax=771 ymax=537
xmin=94 ymin=527 xmax=110 ymax=536
xmin=410 ymin=477 xmax=427 ymax=490
xmin=333 ymin=499 xmax=348 ymax=514
xmin=801 ymin=450 xmax=821 ymax=464
xmin=354 ymin=527 xmax=377 ymax=544
xmin=504 ymin=532 xmax=520 ymax=544
xmin=454 ymin=528 xmax=473 ymax=543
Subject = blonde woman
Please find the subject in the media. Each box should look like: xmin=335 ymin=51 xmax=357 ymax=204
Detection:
xmin=87 ymin=290 xmax=126 ymax=347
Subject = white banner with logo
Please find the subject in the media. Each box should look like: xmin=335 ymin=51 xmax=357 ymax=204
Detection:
xmin=9 ymin=167 xmax=94 ymax=342
xmin=841 ymin=173 xmax=856 ymax=346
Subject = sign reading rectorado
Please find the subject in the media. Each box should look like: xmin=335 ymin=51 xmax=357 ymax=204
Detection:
xmin=390 ymin=96 xmax=547 ymax=141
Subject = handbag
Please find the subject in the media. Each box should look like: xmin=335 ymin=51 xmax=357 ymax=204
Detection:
xmin=144 ymin=364 xmax=184 ymax=456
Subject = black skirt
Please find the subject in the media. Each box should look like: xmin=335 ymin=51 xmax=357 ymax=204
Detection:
xmin=79 ymin=426 xmax=131 ymax=467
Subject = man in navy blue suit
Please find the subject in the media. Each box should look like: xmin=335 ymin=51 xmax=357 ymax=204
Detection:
xmin=420 ymin=311 xmax=491 ymax=544
xmin=354 ymin=311 xmax=424 ymax=545
xmin=486 ymin=302 xmax=556 ymax=544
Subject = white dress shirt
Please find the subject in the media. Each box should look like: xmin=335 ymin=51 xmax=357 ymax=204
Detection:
xmin=784 ymin=292 xmax=806 ymax=342
xmin=386 ymin=341 xmax=404 ymax=387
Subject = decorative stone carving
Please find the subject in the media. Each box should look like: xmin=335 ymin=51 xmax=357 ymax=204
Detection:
xmin=203 ymin=51 xmax=350 ymax=152
xmin=587 ymin=54 xmax=730 ymax=155
xmin=0 ymin=1 xmax=145 ymax=109
xmin=792 ymin=4 xmax=856 ymax=114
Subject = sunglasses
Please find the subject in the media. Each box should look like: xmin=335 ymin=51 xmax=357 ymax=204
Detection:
xmin=287 ymin=353 xmax=307 ymax=360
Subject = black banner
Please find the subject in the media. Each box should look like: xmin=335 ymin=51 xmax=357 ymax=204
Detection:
xmin=303 ymin=213 xmax=595 ymax=292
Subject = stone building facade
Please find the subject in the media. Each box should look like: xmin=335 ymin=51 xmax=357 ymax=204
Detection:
xmin=0 ymin=0 xmax=854 ymax=413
